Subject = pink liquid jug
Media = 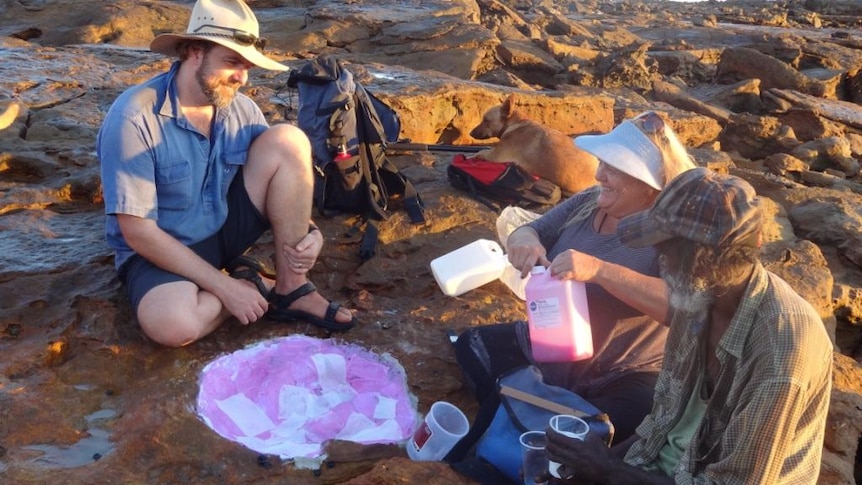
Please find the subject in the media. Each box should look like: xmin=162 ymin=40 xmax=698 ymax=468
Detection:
xmin=525 ymin=266 xmax=593 ymax=362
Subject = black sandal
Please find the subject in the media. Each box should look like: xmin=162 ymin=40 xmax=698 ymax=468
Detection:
xmin=267 ymin=282 xmax=357 ymax=332
xmin=225 ymin=255 xmax=274 ymax=298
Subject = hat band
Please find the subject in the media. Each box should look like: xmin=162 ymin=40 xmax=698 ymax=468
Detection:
xmin=191 ymin=24 xmax=266 ymax=52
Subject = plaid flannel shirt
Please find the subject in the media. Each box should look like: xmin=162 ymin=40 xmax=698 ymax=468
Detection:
xmin=624 ymin=263 xmax=832 ymax=484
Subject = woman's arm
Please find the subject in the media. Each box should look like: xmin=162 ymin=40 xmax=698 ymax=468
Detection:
xmin=550 ymin=250 xmax=669 ymax=324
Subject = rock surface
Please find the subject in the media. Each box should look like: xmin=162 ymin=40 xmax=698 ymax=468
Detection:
xmin=0 ymin=0 xmax=861 ymax=483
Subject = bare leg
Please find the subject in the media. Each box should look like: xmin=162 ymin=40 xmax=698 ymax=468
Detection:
xmin=242 ymin=124 xmax=353 ymax=324
xmin=138 ymin=280 xmax=232 ymax=346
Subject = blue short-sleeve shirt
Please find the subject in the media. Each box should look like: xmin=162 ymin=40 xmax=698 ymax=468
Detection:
xmin=98 ymin=62 xmax=268 ymax=269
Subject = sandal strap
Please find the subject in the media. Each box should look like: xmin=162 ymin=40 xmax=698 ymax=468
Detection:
xmin=268 ymin=282 xmax=317 ymax=308
xmin=324 ymin=301 xmax=341 ymax=322
xmin=230 ymin=268 xmax=268 ymax=297
xmin=226 ymin=254 xmax=276 ymax=279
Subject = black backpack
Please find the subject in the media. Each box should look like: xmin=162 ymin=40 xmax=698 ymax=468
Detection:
xmin=286 ymin=56 xmax=426 ymax=260
xmin=447 ymin=154 xmax=561 ymax=211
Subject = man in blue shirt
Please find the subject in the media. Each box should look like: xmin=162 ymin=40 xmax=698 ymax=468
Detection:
xmin=98 ymin=0 xmax=356 ymax=347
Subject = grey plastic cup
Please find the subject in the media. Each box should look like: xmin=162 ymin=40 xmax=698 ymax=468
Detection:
xmin=519 ymin=430 xmax=548 ymax=485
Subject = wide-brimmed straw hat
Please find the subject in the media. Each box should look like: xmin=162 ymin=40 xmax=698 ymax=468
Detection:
xmin=150 ymin=0 xmax=287 ymax=72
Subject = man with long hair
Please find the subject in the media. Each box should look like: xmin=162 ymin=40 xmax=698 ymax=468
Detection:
xmin=544 ymin=168 xmax=832 ymax=484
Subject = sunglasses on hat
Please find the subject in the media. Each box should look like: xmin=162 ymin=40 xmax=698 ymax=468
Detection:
xmin=633 ymin=111 xmax=665 ymax=135
xmin=193 ymin=23 xmax=267 ymax=52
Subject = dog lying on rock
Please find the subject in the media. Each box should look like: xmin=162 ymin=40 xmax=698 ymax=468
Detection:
xmin=469 ymin=94 xmax=599 ymax=195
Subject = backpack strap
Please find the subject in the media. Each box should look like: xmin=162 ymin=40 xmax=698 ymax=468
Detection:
xmin=355 ymin=89 xmax=426 ymax=224
xmin=359 ymin=218 xmax=380 ymax=261
xmin=377 ymin=153 xmax=426 ymax=224
xmin=357 ymin=138 xmax=389 ymax=220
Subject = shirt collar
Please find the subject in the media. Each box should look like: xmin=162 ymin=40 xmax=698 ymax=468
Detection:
xmin=157 ymin=61 xmax=181 ymax=119
xmin=717 ymin=262 xmax=767 ymax=359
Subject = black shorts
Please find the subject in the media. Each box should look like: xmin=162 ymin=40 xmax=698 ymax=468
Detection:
xmin=118 ymin=171 xmax=270 ymax=314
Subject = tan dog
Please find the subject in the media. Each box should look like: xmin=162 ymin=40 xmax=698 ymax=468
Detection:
xmin=469 ymin=94 xmax=599 ymax=195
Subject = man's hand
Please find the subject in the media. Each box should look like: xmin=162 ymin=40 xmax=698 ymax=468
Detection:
xmin=544 ymin=429 xmax=674 ymax=485
xmin=214 ymin=275 xmax=269 ymax=325
xmin=544 ymin=429 xmax=615 ymax=483
xmin=282 ymin=228 xmax=323 ymax=274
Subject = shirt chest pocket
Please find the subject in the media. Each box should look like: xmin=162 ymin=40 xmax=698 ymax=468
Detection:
xmin=220 ymin=150 xmax=248 ymax=192
xmin=155 ymin=160 xmax=193 ymax=210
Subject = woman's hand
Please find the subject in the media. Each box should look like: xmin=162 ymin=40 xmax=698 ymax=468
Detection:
xmin=282 ymin=228 xmax=323 ymax=275
xmin=550 ymin=249 xmax=602 ymax=283
xmin=506 ymin=227 xmax=551 ymax=277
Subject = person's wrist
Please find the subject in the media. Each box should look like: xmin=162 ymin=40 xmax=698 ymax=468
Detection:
xmin=589 ymin=256 xmax=604 ymax=282
xmin=507 ymin=226 xmax=537 ymax=248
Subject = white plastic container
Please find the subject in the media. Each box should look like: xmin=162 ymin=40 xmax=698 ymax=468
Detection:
xmin=525 ymin=266 xmax=593 ymax=362
xmin=499 ymin=261 xmax=530 ymax=301
xmin=430 ymin=239 xmax=507 ymax=297
xmin=406 ymin=401 xmax=469 ymax=461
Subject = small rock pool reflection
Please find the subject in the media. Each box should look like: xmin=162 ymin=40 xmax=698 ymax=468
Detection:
xmin=22 ymin=409 xmax=117 ymax=469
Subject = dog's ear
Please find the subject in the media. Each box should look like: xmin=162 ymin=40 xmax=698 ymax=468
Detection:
xmin=501 ymin=94 xmax=516 ymax=119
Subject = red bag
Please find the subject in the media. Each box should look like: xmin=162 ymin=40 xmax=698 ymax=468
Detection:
xmin=447 ymin=155 xmax=561 ymax=209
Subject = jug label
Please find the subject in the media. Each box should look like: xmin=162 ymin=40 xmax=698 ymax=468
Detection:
xmin=411 ymin=422 xmax=433 ymax=452
xmin=528 ymin=298 xmax=562 ymax=328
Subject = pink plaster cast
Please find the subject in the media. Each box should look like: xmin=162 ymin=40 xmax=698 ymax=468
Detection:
xmin=197 ymin=335 xmax=416 ymax=459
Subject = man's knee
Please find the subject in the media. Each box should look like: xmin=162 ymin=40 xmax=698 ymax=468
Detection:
xmin=137 ymin=309 xmax=206 ymax=347
xmin=250 ymin=123 xmax=312 ymax=170
xmin=136 ymin=286 xmax=210 ymax=347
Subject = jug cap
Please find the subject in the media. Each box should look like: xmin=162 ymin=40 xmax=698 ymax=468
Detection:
xmin=530 ymin=265 xmax=547 ymax=275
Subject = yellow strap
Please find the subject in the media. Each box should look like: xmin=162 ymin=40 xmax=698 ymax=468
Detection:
xmin=499 ymin=385 xmax=589 ymax=418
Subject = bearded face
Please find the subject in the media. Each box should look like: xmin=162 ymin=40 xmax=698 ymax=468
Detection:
xmin=660 ymin=258 xmax=715 ymax=317
xmin=195 ymin=51 xmax=242 ymax=110
xmin=658 ymin=242 xmax=717 ymax=318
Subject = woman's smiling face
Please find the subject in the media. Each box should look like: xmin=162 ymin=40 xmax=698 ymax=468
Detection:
xmin=594 ymin=161 xmax=659 ymax=218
